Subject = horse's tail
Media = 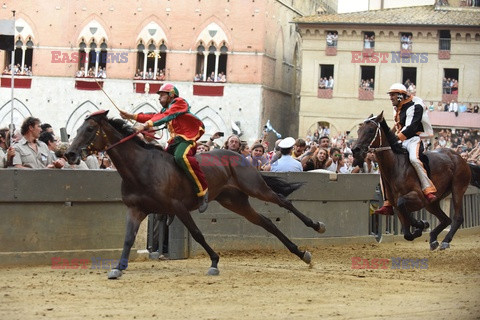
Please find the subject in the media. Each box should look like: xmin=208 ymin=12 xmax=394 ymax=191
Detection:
xmin=469 ymin=163 xmax=480 ymax=189
xmin=261 ymin=174 xmax=304 ymax=197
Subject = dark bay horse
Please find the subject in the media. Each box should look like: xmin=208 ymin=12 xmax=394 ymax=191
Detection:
xmin=352 ymin=112 xmax=480 ymax=250
xmin=65 ymin=110 xmax=325 ymax=278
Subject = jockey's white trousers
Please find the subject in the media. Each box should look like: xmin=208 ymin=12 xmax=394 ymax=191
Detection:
xmin=401 ymin=136 xmax=437 ymax=194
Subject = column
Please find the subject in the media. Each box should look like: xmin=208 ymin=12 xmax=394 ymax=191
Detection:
xmin=153 ymin=50 xmax=159 ymax=80
xmin=84 ymin=49 xmax=90 ymax=74
xmin=143 ymin=50 xmax=148 ymax=79
xmin=21 ymin=45 xmax=26 ymax=72
xmin=214 ymin=52 xmax=220 ymax=82
xmin=202 ymin=53 xmax=208 ymax=81
xmin=94 ymin=49 xmax=100 ymax=77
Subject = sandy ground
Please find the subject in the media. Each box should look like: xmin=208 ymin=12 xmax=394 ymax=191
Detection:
xmin=0 ymin=233 xmax=479 ymax=320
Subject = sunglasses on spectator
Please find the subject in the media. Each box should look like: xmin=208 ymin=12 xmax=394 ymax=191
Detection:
xmin=334 ymin=153 xmax=342 ymax=157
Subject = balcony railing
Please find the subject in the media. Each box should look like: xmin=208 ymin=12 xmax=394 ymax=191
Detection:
xmin=317 ymin=88 xmax=333 ymax=99
xmin=0 ymin=75 xmax=32 ymax=89
xmin=358 ymin=88 xmax=374 ymax=100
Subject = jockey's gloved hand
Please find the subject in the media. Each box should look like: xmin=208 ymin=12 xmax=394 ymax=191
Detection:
xmin=391 ymin=141 xmax=407 ymax=154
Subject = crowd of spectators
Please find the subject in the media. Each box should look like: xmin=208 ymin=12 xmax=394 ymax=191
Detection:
xmin=0 ymin=117 xmax=116 ymax=170
xmin=133 ymin=68 xmax=166 ymax=81
xmin=75 ymin=66 xmax=107 ymax=78
xmin=442 ymin=78 xmax=458 ymax=94
xmin=364 ymin=35 xmax=375 ymax=49
xmin=326 ymin=32 xmax=338 ymax=47
xmin=194 ymin=71 xmax=227 ymax=82
xmin=318 ymin=76 xmax=334 ymax=89
xmin=429 ymin=100 xmax=479 ymax=113
xmin=2 ymin=116 xmax=479 ymax=172
xmin=360 ymin=78 xmax=374 ymax=91
xmin=400 ymin=34 xmax=413 ymax=50
xmin=2 ymin=64 xmax=33 ymax=76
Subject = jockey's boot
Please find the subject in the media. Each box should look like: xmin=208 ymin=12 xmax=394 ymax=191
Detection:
xmin=374 ymin=205 xmax=394 ymax=216
xmin=198 ymin=191 xmax=209 ymax=213
xmin=425 ymin=192 xmax=437 ymax=203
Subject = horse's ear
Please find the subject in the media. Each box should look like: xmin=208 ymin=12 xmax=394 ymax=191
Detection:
xmin=86 ymin=109 xmax=109 ymax=120
xmin=376 ymin=111 xmax=384 ymax=122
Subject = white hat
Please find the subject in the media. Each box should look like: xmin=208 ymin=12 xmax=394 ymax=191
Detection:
xmin=278 ymin=137 xmax=295 ymax=149
xmin=387 ymin=83 xmax=407 ymax=94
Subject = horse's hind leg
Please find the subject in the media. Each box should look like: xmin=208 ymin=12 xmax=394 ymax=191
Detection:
xmin=108 ymin=207 xmax=147 ymax=279
xmin=439 ymin=188 xmax=466 ymax=250
xmin=174 ymin=210 xmax=220 ymax=275
xmin=216 ymin=188 xmax=312 ymax=264
xmin=425 ymin=202 xmax=451 ymax=250
xmin=248 ymin=185 xmax=325 ymax=234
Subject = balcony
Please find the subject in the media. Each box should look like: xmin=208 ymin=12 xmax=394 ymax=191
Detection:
xmin=193 ymin=83 xmax=224 ymax=97
xmin=429 ymin=110 xmax=480 ymax=129
xmin=0 ymin=75 xmax=32 ymax=89
xmin=317 ymin=88 xmax=333 ymax=99
xmin=133 ymin=80 xmax=163 ymax=94
xmin=75 ymin=78 xmax=103 ymax=91
xmin=358 ymin=88 xmax=374 ymax=100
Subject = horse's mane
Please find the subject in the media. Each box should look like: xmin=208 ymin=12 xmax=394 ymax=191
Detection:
xmin=379 ymin=118 xmax=399 ymax=146
xmin=108 ymin=118 xmax=163 ymax=150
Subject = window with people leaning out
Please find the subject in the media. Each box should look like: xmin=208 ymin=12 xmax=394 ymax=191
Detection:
xmin=133 ymin=40 xmax=167 ymax=80
xmin=442 ymin=68 xmax=459 ymax=95
xmin=3 ymin=38 xmax=34 ymax=76
xmin=400 ymin=32 xmax=413 ymax=51
xmin=194 ymin=42 xmax=228 ymax=82
xmin=363 ymin=31 xmax=375 ymax=49
xmin=360 ymin=66 xmax=375 ymax=91
xmin=326 ymin=31 xmax=338 ymax=47
xmin=318 ymin=64 xmax=334 ymax=90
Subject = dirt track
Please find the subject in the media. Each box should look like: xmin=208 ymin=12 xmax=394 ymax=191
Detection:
xmin=1 ymin=233 xmax=479 ymax=320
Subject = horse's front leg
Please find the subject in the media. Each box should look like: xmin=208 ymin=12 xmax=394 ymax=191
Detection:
xmin=397 ymin=194 xmax=429 ymax=241
xmin=108 ymin=207 xmax=147 ymax=279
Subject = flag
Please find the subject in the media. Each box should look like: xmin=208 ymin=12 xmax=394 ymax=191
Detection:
xmin=0 ymin=19 xmax=14 ymax=51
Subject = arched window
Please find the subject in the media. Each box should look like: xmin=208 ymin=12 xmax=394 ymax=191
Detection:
xmin=10 ymin=37 xmax=35 ymax=75
xmin=77 ymin=40 xmax=87 ymax=77
xmin=195 ymin=42 xmax=228 ymax=82
xmin=135 ymin=40 xmax=167 ymax=80
xmin=195 ymin=43 xmax=205 ymax=81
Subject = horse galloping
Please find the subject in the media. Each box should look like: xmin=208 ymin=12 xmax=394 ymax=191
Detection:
xmin=352 ymin=112 xmax=480 ymax=250
xmin=65 ymin=110 xmax=326 ymax=278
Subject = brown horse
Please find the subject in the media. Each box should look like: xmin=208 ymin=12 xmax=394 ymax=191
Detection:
xmin=352 ymin=112 xmax=480 ymax=250
xmin=65 ymin=110 xmax=325 ymax=278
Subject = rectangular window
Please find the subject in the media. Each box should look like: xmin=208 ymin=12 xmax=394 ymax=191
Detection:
xmin=439 ymin=30 xmax=451 ymax=50
xmin=360 ymin=66 xmax=375 ymax=91
xmin=326 ymin=31 xmax=338 ymax=47
xmin=363 ymin=31 xmax=375 ymax=49
xmin=443 ymin=68 xmax=459 ymax=95
xmin=402 ymin=67 xmax=417 ymax=94
xmin=319 ymin=64 xmax=334 ymax=89
xmin=400 ymin=32 xmax=413 ymax=51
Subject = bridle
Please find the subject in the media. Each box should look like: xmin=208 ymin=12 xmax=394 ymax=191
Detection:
xmin=363 ymin=118 xmax=391 ymax=153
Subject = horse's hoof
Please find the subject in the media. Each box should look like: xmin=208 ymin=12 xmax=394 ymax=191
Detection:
xmin=107 ymin=269 xmax=123 ymax=279
xmin=422 ymin=220 xmax=430 ymax=231
xmin=440 ymin=242 xmax=450 ymax=250
xmin=206 ymin=267 xmax=220 ymax=276
xmin=430 ymin=241 xmax=439 ymax=251
xmin=302 ymin=251 xmax=312 ymax=264
xmin=316 ymin=222 xmax=326 ymax=234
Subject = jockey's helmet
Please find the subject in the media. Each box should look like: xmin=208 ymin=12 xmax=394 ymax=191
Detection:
xmin=387 ymin=83 xmax=408 ymax=95
xmin=157 ymin=83 xmax=179 ymax=98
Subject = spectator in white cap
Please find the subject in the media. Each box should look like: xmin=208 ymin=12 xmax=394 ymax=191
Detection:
xmin=270 ymin=137 xmax=303 ymax=172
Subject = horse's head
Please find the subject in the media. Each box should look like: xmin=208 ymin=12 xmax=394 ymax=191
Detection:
xmin=351 ymin=112 xmax=384 ymax=163
xmin=65 ymin=110 xmax=110 ymax=165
